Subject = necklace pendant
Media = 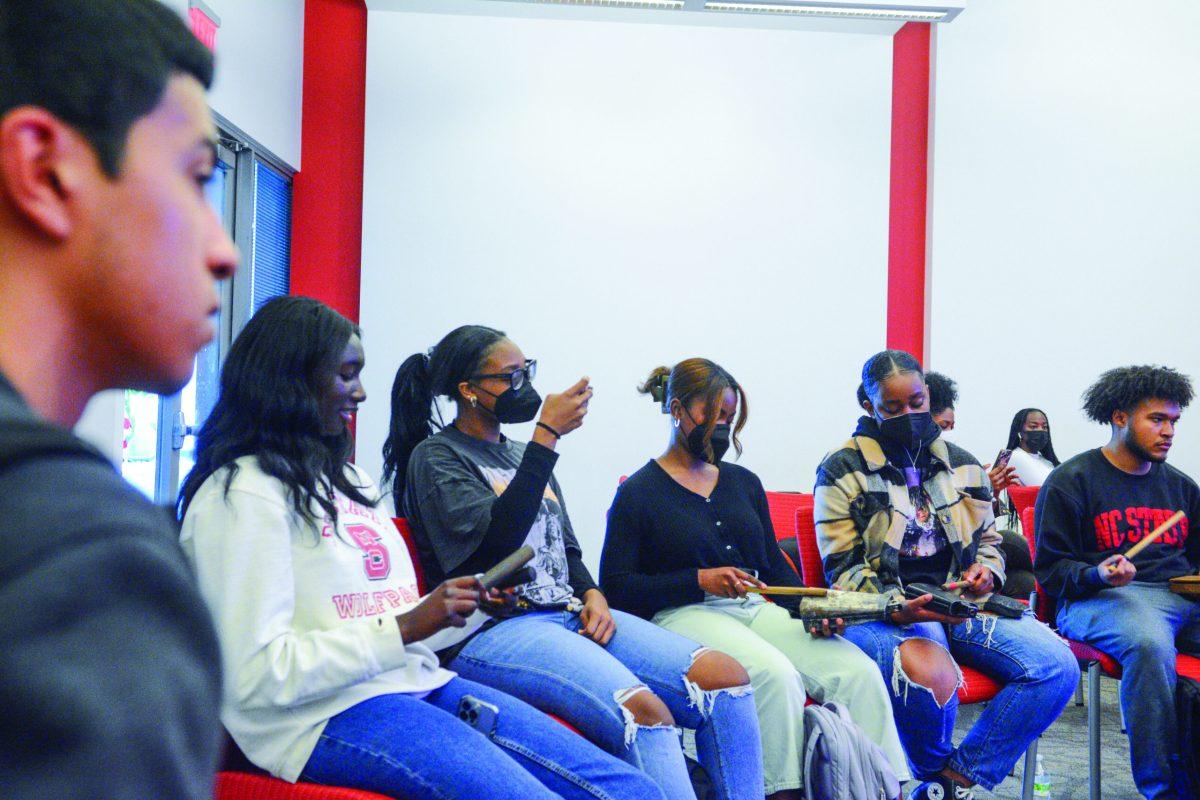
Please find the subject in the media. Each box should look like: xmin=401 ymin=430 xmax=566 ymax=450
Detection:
xmin=903 ymin=466 xmax=921 ymax=488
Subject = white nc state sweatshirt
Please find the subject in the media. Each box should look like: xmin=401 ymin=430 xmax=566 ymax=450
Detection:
xmin=180 ymin=457 xmax=456 ymax=782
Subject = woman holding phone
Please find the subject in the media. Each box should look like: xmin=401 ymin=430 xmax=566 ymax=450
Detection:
xmin=178 ymin=298 xmax=663 ymax=800
xmin=815 ymin=349 xmax=1077 ymax=800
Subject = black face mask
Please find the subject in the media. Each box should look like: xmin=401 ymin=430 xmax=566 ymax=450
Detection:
xmin=478 ymin=382 xmax=542 ymax=424
xmin=686 ymin=423 xmax=731 ymax=464
xmin=1022 ymin=429 xmax=1049 ymax=452
xmin=876 ymin=411 xmax=939 ymax=455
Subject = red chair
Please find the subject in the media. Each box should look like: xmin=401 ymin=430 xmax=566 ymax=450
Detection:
xmin=214 ymin=773 xmax=392 ymax=800
xmin=1007 ymin=485 xmax=1040 ymax=523
xmin=763 ymin=490 xmax=813 ymax=546
xmin=794 ymin=505 xmax=827 ymax=590
xmin=794 ymin=504 xmax=1040 ymax=800
xmin=216 ymin=733 xmax=393 ymax=800
xmin=764 ymin=491 xmax=813 ymax=581
xmin=392 ymin=517 xmax=427 ymax=595
xmin=1022 ymin=504 xmax=1126 ymax=800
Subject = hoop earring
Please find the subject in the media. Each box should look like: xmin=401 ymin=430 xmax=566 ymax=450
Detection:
xmin=672 ymin=417 xmax=680 ymax=428
xmin=469 ymin=396 xmax=478 ymax=408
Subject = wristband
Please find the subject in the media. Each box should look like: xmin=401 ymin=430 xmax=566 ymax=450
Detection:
xmin=536 ymin=421 xmax=561 ymax=440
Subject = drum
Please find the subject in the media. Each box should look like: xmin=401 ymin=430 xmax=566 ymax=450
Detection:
xmin=1170 ymin=576 xmax=1200 ymax=596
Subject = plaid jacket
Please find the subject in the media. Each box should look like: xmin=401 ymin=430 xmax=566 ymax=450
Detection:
xmin=813 ymin=434 xmax=1004 ymax=601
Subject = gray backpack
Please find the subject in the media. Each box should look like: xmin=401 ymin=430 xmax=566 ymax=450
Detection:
xmin=803 ymin=701 xmax=901 ymax=800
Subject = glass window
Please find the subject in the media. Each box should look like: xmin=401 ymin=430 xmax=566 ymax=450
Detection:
xmin=251 ymin=160 xmax=292 ymax=313
xmin=120 ymin=391 xmax=160 ymax=499
xmin=120 ymin=125 xmax=294 ymax=506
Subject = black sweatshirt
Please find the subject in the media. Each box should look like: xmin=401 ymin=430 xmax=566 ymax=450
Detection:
xmin=403 ymin=425 xmax=598 ymax=604
xmin=0 ymin=372 xmax=222 ymax=800
xmin=600 ymin=459 xmax=802 ymax=619
xmin=1035 ymin=448 xmax=1200 ymax=599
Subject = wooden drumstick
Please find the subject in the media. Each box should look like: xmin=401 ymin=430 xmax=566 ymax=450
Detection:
xmin=1108 ymin=510 xmax=1186 ymax=571
xmin=744 ymin=586 xmax=831 ymax=597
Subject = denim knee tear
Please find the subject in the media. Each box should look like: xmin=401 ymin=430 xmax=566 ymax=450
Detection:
xmin=891 ymin=643 xmax=963 ymax=710
xmin=961 ymin=615 xmax=999 ymax=648
xmin=613 ymin=685 xmax=678 ymax=748
xmin=681 ymin=646 xmax=753 ymax=718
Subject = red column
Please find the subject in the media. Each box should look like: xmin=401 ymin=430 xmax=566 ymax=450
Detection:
xmin=887 ymin=21 xmax=932 ymax=363
xmin=290 ymin=0 xmax=367 ymax=323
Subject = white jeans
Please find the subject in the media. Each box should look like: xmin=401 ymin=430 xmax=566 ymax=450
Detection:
xmin=654 ymin=598 xmax=910 ymax=793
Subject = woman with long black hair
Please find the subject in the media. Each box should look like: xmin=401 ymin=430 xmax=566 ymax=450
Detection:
xmin=385 ymin=325 xmax=764 ymax=800
xmin=178 ymin=297 xmax=663 ymax=800
xmin=1003 ymin=407 xmax=1061 ymax=486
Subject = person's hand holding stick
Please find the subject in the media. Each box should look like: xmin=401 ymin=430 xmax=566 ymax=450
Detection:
xmin=1101 ymin=510 xmax=1186 ymax=585
xmin=698 ymin=567 xmax=766 ymax=598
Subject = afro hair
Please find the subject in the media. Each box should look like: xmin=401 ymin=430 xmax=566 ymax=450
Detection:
xmin=925 ymin=372 xmax=958 ymax=415
xmin=1081 ymin=365 xmax=1194 ymax=424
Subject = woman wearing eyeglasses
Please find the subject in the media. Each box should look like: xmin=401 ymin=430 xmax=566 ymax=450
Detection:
xmin=383 ymin=326 xmax=764 ymax=800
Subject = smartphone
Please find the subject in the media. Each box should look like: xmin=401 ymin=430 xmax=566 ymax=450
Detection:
xmin=480 ymin=545 xmax=535 ymax=591
xmin=994 ymin=448 xmax=1013 ymax=471
xmin=458 ymin=695 xmax=500 ymax=736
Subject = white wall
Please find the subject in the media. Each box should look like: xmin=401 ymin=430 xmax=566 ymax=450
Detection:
xmin=161 ymin=0 xmax=304 ymax=168
xmin=76 ymin=0 xmax=305 ymax=461
xmin=929 ymin=0 xmax=1200 ymax=478
xmin=357 ymin=10 xmax=894 ymax=566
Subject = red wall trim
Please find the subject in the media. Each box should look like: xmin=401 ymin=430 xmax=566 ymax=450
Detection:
xmin=291 ymin=0 xmax=367 ymax=324
xmin=887 ymin=21 xmax=932 ymax=363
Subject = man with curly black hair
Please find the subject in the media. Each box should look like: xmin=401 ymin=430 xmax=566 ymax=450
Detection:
xmin=925 ymin=371 xmax=959 ymax=432
xmin=1035 ymin=365 xmax=1200 ymax=799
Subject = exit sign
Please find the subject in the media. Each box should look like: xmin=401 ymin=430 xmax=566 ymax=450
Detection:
xmin=188 ymin=0 xmax=220 ymax=51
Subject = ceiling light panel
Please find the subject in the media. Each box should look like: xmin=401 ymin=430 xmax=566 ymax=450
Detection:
xmin=534 ymin=0 xmax=684 ymax=8
xmin=704 ymin=2 xmax=948 ymax=21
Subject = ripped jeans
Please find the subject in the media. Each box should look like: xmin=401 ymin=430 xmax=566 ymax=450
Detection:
xmin=654 ymin=597 xmax=910 ymax=792
xmin=842 ymin=611 xmax=1078 ymax=790
xmin=449 ymin=608 xmax=763 ymax=800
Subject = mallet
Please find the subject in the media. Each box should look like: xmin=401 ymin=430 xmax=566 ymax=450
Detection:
xmin=1108 ymin=510 xmax=1186 ymax=572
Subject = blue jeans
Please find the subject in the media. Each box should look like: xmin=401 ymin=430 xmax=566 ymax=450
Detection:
xmin=843 ymin=611 xmax=1078 ymax=790
xmin=1058 ymin=582 xmax=1200 ymax=799
xmin=301 ymin=676 xmax=664 ymax=800
xmin=449 ymin=609 xmax=763 ymax=800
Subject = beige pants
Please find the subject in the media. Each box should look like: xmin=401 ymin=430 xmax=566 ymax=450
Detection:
xmin=654 ymin=598 xmax=910 ymax=793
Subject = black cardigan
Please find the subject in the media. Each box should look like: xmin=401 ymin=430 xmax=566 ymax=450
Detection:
xmin=600 ymin=459 xmax=802 ymax=619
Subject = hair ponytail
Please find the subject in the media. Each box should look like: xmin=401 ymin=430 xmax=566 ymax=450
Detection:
xmin=383 ymin=325 xmax=507 ymax=504
xmin=382 ymin=351 xmax=436 ymax=502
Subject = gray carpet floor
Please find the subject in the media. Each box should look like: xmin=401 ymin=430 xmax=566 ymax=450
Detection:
xmin=934 ymin=677 xmax=1138 ymax=799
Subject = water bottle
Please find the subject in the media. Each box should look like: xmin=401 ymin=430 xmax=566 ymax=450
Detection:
xmin=1033 ymin=753 xmax=1052 ymax=798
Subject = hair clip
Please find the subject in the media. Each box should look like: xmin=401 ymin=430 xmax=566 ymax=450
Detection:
xmin=654 ymin=373 xmax=669 ymax=412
